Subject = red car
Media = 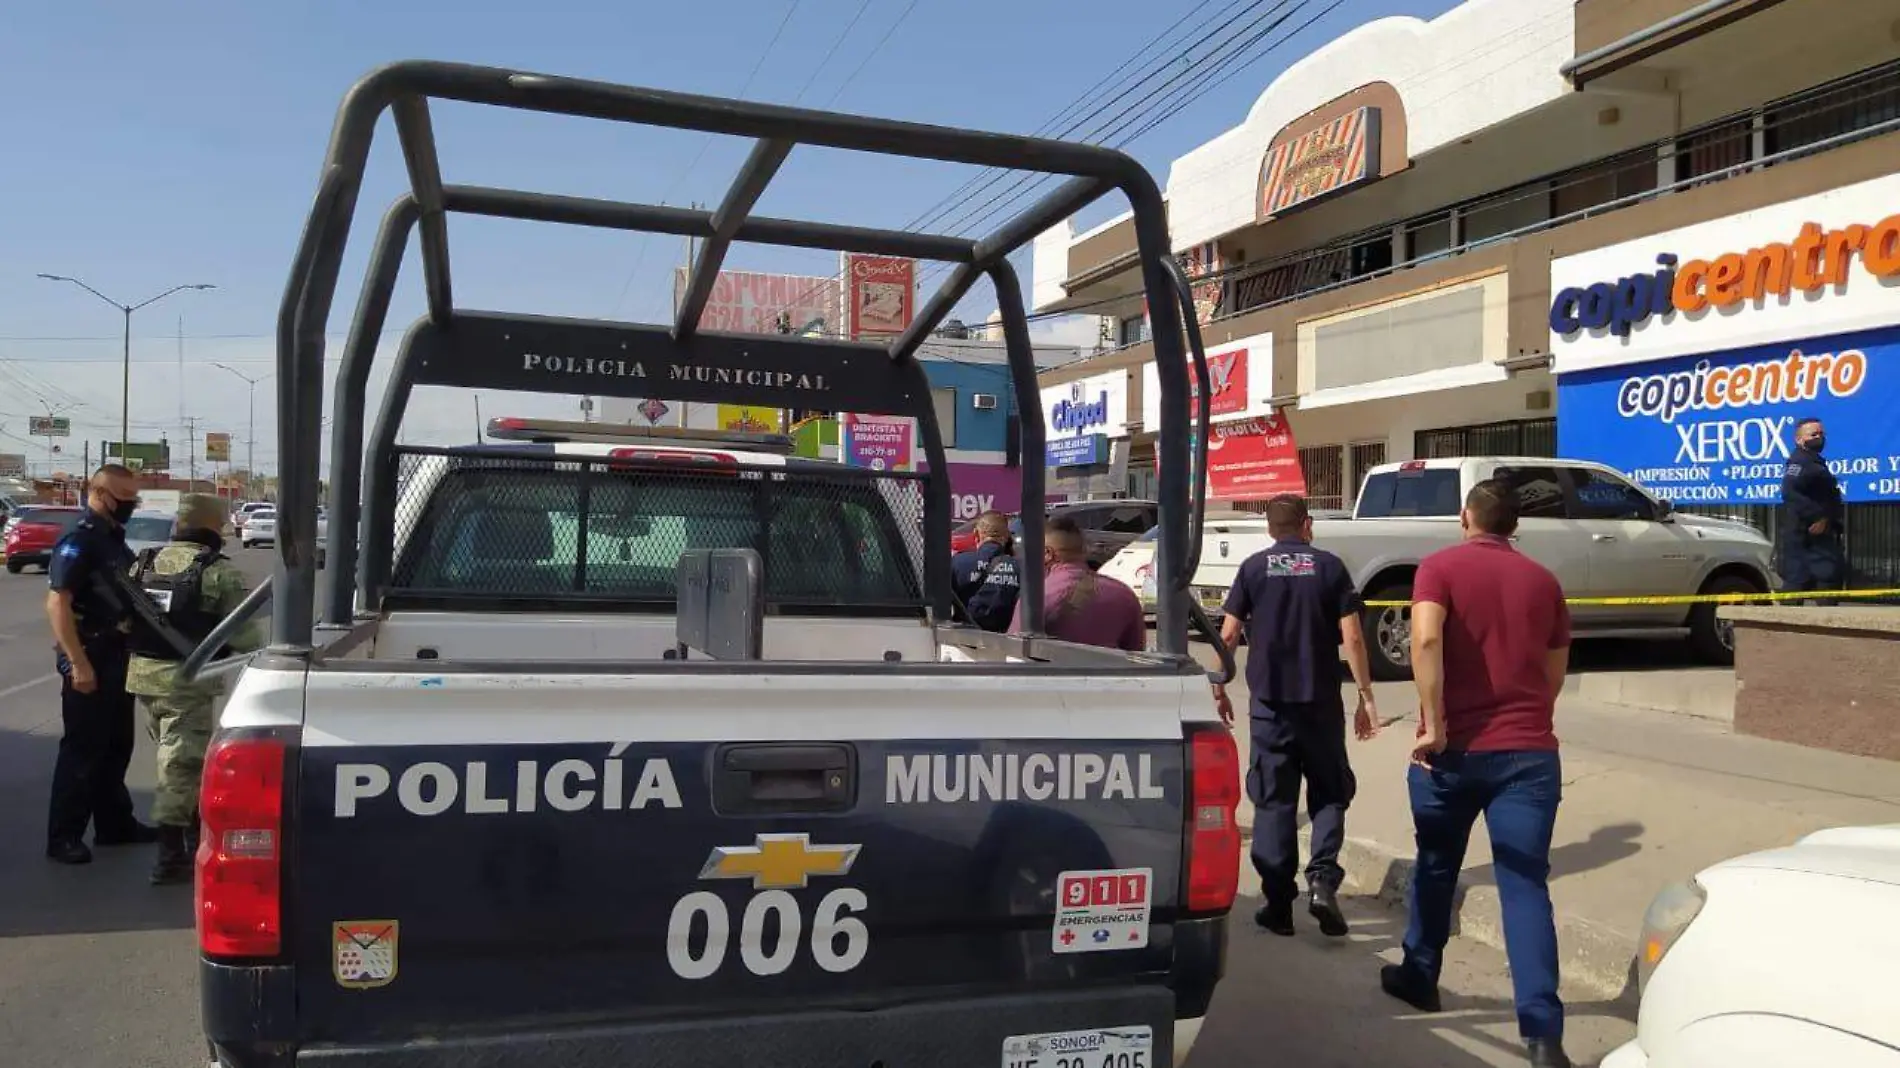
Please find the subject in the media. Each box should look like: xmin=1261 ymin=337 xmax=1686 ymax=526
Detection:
xmin=4 ymin=505 xmax=85 ymax=574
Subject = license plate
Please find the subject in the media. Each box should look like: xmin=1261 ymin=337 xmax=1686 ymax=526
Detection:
xmin=1002 ymin=1026 xmax=1153 ymax=1068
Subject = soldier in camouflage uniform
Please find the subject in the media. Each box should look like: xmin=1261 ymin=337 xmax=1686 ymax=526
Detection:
xmin=125 ymin=494 xmax=264 ymax=885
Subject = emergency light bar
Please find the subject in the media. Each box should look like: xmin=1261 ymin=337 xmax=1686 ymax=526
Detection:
xmin=484 ymin=416 xmax=795 ymax=453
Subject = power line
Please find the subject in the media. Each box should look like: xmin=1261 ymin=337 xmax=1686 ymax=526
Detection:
xmin=608 ymin=0 xmax=808 ymax=319
xmin=819 ymin=0 xmax=922 ymax=109
xmin=789 ymin=0 xmax=876 ymax=105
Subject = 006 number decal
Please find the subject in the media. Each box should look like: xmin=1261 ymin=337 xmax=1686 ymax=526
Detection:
xmin=667 ymin=888 xmax=869 ymax=979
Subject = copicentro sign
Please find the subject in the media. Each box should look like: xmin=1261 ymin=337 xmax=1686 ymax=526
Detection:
xmin=1549 ymin=215 xmax=1900 ymax=338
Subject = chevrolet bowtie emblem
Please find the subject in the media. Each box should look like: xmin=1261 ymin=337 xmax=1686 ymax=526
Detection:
xmin=698 ymin=834 xmax=861 ymax=890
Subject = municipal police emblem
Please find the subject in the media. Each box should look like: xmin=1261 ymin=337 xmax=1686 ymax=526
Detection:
xmin=333 ymin=920 xmax=399 ymax=989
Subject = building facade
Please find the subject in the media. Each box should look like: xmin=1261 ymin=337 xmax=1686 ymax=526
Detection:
xmin=1034 ymin=0 xmax=1900 ymax=582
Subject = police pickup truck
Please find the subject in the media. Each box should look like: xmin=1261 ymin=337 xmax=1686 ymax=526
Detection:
xmin=182 ymin=62 xmax=1238 ymax=1068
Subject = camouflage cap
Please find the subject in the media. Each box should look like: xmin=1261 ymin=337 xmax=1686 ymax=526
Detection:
xmin=179 ymin=493 xmax=228 ymax=529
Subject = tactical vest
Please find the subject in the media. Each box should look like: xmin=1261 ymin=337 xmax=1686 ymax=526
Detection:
xmin=130 ymin=545 xmax=227 ymax=661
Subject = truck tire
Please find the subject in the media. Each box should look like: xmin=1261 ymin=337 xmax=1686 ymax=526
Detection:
xmin=1688 ymin=574 xmax=1760 ymax=666
xmin=1363 ymin=582 xmax=1414 ymax=682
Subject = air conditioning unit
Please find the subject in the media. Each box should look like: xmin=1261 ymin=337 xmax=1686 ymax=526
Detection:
xmin=971 ymin=393 xmax=999 ymax=410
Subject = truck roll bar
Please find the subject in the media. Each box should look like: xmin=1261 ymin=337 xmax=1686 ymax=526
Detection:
xmin=284 ymin=60 xmax=1194 ymax=660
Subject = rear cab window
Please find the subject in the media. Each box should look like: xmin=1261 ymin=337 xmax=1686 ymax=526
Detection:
xmin=390 ymin=458 xmax=926 ymax=613
xmin=1355 ymin=466 xmax=1462 ymax=518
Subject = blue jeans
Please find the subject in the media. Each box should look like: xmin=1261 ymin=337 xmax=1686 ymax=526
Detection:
xmin=1402 ymin=750 xmax=1563 ymax=1040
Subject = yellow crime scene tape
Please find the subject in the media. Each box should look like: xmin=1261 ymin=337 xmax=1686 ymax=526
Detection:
xmin=1357 ymin=587 xmax=1900 ymax=608
xmin=1158 ymin=588 xmax=1900 ymax=611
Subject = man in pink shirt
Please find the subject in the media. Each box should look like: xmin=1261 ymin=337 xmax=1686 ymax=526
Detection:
xmin=1010 ymin=516 xmax=1146 ymax=651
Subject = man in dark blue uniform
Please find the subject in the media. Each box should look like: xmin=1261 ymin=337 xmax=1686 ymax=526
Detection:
xmin=1779 ymin=417 xmax=1847 ymax=605
xmin=1211 ymin=494 xmax=1377 ymax=937
xmin=950 ymin=510 xmax=1021 ymax=633
xmin=43 ymin=463 xmax=158 ymax=865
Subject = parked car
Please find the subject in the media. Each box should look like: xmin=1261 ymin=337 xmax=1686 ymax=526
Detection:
xmin=231 ymin=500 xmax=274 ymax=535
xmin=1101 ymin=510 xmax=1271 ymax=614
xmin=1603 ymin=825 xmax=1900 ymax=1068
xmin=1188 ymin=457 xmax=1778 ymax=679
xmin=240 ymin=507 xmax=328 ymax=565
xmin=3 ymin=505 xmax=85 ymax=573
xmin=124 ymin=510 xmax=178 ymax=556
xmin=239 ymin=507 xmax=278 ymax=549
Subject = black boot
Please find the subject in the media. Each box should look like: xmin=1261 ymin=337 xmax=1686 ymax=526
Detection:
xmin=1253 ymin=900 xmax=1295 ymax=936
xmin=1308 ymin=884 xmax=1349 ymax=937
xmin=150 ymin=825 xmax=192 ymax=886
xmin=1525 ymin=1038 xmax=1571 ymax=1067
xmin=1380 ymin=963 xmax=1443 ymax=1013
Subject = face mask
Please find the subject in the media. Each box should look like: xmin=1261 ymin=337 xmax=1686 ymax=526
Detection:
xmin=111 ymin=497 xmax=138 ymax=524
xmin=1807 ymin=434 xmax=1826 ymax=454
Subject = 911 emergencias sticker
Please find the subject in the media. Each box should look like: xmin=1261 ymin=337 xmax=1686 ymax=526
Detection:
xmin=1052 ymin=868 xmax=1151 ymax=954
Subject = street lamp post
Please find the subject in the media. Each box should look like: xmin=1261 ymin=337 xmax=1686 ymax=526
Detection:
xmin=36 ymin=274 xmax=215 ymax=459
xmin=211 ymin=363 xmax=272 ymax=496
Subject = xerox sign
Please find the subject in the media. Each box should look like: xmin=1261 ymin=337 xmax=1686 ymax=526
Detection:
xmin=1557 ymin=324 xmax=1900 ymax=506
xmin=1549 ymin=173 xmax=1900 ymax=375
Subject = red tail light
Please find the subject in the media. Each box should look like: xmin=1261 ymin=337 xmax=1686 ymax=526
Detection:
xmin=197 ymin=734 xmax=288 ymax=957
xmin=1184 ymin=724 xmax=1241 ymax=915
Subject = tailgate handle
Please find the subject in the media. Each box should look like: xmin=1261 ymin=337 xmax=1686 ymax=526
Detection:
xmin=713 ymin=743 xmax=856 ymax=815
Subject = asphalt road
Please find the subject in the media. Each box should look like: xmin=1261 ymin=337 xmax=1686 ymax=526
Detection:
xmin=0 ymin=547 xmax=1635 ymax=1067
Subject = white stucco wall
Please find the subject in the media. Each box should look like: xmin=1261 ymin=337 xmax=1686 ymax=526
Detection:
xmin=1166 ymin=0 xmax=1575 ymax=250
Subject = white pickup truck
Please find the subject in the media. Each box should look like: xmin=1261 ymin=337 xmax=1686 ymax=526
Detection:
xmin=179 ymin=61 xmax=1240 ymax=1068
xmin=1191 ymin=456 xmax=1777 ymax=679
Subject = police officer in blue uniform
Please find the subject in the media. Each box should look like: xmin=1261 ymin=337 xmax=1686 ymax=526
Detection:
xmin=1779 ymin=417 xmax=1847 ymax=605
xmin=1211 ymin=494 xmax=1377 ymax=937
xmin=43 ymin=464 xmax=158 ymax=865
xmin=950 ymin=510 xmax=1021 ymax=632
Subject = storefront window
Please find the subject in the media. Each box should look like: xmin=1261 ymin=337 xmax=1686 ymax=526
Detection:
xmin=1298 ymin=445 xmax=1345 ymax=511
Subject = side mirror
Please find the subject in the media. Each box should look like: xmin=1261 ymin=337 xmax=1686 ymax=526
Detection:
xmin=1655 ymin=498 xmax=1674 ymax=522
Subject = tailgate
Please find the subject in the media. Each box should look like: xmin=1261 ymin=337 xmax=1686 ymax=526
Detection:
xmin=288 ymin=666 xmax=1197 ymax=1043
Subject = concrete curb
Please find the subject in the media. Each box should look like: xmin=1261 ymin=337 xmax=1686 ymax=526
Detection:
xmin=1240 ymin=825 xmax=1641 ymax=1007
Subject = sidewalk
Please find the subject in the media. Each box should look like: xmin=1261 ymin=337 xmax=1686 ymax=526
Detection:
xmin=1206 ymin=651 xmax=1900 ymax=1002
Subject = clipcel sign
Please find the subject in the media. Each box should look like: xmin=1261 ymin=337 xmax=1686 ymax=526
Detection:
xmin=1549 ymin=215 xmax=1900 ymax=340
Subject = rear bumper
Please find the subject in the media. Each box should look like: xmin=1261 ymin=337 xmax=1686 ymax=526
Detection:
xmin=4 ymin=549 xmax=50 ymax=567
xmin=207 ymin=976 xmax=1189 ymax=1068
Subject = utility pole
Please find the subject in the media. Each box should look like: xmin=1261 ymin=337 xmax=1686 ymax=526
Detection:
xmin=35 ymin=274 xmax=214 ymax=451
xmin=211 ymin=363 xmax=270 ymax=497
xmin=185 ymin=416 xmax=199 ymax=486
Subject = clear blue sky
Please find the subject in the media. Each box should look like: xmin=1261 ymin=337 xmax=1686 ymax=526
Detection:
xmin=0 ymin=0 xmax=1452 ymax=474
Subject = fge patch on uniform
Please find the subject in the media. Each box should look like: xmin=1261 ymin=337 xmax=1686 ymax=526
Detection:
xmin=1264 ymin=551 xmax=1317 ymax=577
xmin=1052 ymin=868 xmax=1152 ymax=954
xmin=334 ymin=920 xmax=399 ymax=989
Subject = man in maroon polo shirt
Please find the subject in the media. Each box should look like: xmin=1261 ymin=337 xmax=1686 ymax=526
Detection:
xmin=1379 ymin=477 xmax=1573 ymax=1068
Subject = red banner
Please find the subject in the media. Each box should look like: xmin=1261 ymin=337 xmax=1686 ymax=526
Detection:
xmin=844 ymin=254 xmax=916 ymax=340
xmin=1203 ymin=346 xmax=1248 ymax=417
xmin=1205 ymin=413 xmax=1305 ymax=501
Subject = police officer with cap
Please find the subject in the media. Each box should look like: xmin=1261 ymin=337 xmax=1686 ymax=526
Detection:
xmin=43 ymin=463 xmax=158 ymax=865
xmin=126 ymin=493 xmax=263 ymax=885
xmin=950 ymin=510 xmax=1022 ymax=633
xmin=1780 ymin=417 xmax=1847 ymax=605
xmin=1211 ymin=494 xmax=1377 ymax=937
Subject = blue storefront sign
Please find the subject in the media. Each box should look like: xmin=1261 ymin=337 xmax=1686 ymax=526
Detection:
xmin=1046 ymin=433 xmax=1108 ymax=468
xmin=1557 ymin=324 xmax=1900 ymax=506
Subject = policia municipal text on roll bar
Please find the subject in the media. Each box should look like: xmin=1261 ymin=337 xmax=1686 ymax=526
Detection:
xmin=242 ymin=60 xmax=1227 ymax=680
